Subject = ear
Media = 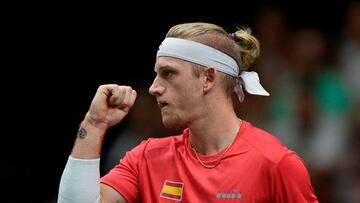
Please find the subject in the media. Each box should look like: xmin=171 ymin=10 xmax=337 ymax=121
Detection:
xmin=203 ymin=67 xmax=217 ymax=93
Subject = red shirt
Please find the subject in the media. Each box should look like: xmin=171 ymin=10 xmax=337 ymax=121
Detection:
xmin=101 ymin=121 xmax=318 ymax=202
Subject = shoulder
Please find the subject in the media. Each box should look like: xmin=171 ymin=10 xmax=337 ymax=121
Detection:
xmin=240 ymin=121 xmax=291 ymax=164
xmin=116 ymin=132 xmax=185 ymax=167
xmin=135 ymin=132 xmax=185 ymax=153
xmin=271 ymin=152 xmax=318 ymax=202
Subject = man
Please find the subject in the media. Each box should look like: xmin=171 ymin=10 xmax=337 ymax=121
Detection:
xmin=58 ymin=22 xmax=318 ymax=202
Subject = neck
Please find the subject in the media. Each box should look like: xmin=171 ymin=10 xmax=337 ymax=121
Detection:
xmin=188 ymin=100 xmax=241 ymax=156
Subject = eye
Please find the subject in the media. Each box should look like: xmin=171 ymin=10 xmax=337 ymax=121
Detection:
xmin=160 ymin=70 xmax=176 ymax=79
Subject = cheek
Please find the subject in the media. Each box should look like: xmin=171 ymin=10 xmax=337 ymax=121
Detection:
xmin=179 ymin=88 xmax=202 ymax=110
xmin=188 ymin=84 xmax=203 ymax=100
xmin=171 ymin=79 xmax=203 ymax=108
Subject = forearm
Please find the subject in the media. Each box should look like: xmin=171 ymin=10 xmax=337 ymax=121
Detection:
xmin=58 ymin=156 xmax=101 ymax=203
xmin=58 ymin=116 xmax=107 ymax=203
xmin=58 ymin=85 xmax=136 ymax=202
xmin=71 ymin=114 xmax=107 ymax=159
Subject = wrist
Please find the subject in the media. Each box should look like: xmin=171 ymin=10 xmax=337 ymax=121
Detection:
xmin=83 ymin=113 xmax=108 ymax=133
xmin=80 ymin=116 xmax=107 ymax=137
xmin=71 ymin=118 xmax=107 ymax=159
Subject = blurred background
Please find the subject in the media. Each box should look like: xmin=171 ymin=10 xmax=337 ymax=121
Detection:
xmin=3 ymin=1 xmax=359 ymax=202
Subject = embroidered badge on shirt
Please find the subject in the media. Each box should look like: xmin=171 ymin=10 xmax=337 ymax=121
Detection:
xmin=160 ymin=180 xmax=184 ymax=201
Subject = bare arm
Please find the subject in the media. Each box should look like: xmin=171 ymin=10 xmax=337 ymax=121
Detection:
xmin=72 ymin=84 xmax=137 ymax=159
xmin=58 ymin=85 xmax=136 ymax=203
xmin=100 ymin=184 xmax=127 ymax=203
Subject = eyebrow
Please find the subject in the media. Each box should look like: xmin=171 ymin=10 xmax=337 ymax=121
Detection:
xmin=154 ymin=65 xmax=177 ymax=73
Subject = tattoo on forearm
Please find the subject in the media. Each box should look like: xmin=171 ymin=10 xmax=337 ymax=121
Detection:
xmin=77 ymin=127 xmax=87 ymax=139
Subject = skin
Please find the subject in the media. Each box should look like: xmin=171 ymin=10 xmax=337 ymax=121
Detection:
xmin=150 ymin=57 xmax=241 ymax=155
xmin=149 ymin=57 xmax=205 ymax=129
xmin=70 ymin=56 xmax=241 ymax=202
xmin=71 ymin=84 xmax=136 ymax=202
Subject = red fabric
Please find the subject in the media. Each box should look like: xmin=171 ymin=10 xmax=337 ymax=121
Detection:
xmin=101 ymin=121 xmax=318 ymax=202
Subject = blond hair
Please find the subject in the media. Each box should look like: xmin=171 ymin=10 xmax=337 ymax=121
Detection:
xmin=166 ymin=22 xmax=260 ymax=96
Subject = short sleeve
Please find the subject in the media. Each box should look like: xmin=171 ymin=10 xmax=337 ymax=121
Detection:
xmin=101 ymin=140 xmax=148 ymax=203
xmin=271 ymin=151 xmax=319 ymax=203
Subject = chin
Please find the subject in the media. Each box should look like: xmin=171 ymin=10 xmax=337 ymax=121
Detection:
xmin=162 ymin=115 xmax=186 ymax=129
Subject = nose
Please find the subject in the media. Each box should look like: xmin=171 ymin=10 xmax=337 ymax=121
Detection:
xmin=149 ymin=76 xmax=165 ymax=96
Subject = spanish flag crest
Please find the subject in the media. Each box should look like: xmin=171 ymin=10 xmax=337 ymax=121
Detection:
xmin=160 ymin=180 xmax=184 ymax=201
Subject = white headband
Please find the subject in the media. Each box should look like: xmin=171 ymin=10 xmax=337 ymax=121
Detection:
xmin=157 ymin=37 xmax=269 ymax=101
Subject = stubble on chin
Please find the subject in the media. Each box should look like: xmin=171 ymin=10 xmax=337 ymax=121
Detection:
xmin=162 ymin=114 xmax=185 ymax=129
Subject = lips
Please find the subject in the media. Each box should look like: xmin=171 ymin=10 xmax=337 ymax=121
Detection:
xmin=158 ymin=101 xmax=168 ymax=109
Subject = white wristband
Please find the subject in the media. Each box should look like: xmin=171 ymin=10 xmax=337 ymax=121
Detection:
xmin=58 ymin=156 xmax=101 ymax=203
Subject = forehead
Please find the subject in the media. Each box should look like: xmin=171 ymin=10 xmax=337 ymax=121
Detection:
xmin=154 ymin=56 xmax=194 ymax=72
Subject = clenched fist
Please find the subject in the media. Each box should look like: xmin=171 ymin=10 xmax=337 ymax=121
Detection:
xmin=85 ymin=85 xmax=137 ymax=129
